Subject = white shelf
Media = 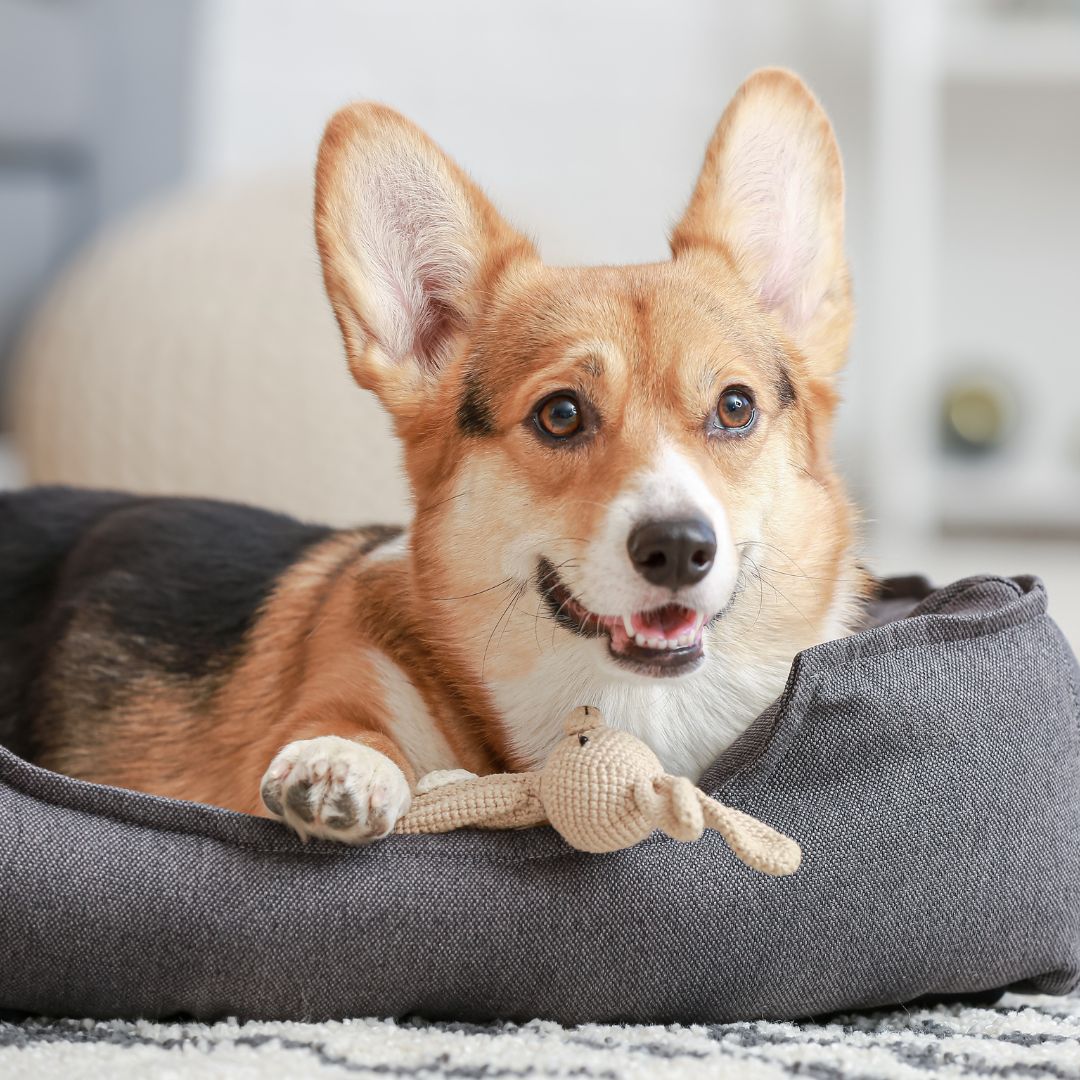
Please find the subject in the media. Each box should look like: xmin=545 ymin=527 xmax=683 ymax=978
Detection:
xmin=870 ymin=1 xmax=1080 ymax=543
xmin=938 ymin=457 xmax=1080 ymax=532
xmin=944 ymin=10 xmax=1080 ymax=84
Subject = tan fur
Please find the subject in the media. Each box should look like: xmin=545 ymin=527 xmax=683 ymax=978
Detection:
xmin=42 ymin=528 xmax=505 ymax=814
xmin=46 ymin=69 xmax=867 ymax=826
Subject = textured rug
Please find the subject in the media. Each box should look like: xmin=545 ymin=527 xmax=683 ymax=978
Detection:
xmin=2 ymin=994 xmax=1078 ymax=1079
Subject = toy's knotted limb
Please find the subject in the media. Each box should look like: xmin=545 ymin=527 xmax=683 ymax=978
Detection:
xmin=651 ymin=775 xmax=705 ymax=842
xmin=395 ymin=773 xmax=543 ymax=835
xmin=697 ymin=797 xmax=802 ymax=877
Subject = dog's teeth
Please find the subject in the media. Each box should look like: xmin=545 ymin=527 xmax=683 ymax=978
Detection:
xmin=635 ymin=633 xmax=649 ymax=647
xmin=623 ymin=614 xmax=635 ymax=637
xmin=648 ymin=637 xmax=664 ymax=649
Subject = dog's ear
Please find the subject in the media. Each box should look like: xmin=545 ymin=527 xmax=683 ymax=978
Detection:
xmin=315 ymin=104 xmax=536 ymax=419
xmin=671 ymin=69 xmax=851 ymax=376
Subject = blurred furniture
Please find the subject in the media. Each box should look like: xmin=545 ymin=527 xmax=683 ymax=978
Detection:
xmin=872 ymin=0 xmax=1080 ymax=540
xmin=9 ymin=177 xmax=410 ymax=527
xmin=0 ymin=0 xmax=194 ymax=401
xmin=7 ymin=0 xmax=1078 ymax=540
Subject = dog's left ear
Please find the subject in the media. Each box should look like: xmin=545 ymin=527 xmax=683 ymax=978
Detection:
xmin=671 ymin=69 xmax=851 ymax=376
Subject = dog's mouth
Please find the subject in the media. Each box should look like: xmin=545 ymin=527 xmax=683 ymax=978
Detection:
xmin=536 ymin=559 xmax=707 ymax=677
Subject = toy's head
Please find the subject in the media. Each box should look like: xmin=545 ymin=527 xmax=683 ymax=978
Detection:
xmin=540 ymin=706 xmax=667 ymax=852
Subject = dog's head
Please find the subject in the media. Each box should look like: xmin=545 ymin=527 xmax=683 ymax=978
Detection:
xmin=315 ymin=70 xmax=860 ymax=712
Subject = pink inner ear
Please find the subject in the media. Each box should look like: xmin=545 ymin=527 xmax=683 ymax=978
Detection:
xmin=353 ymin=154 xmax=474 ymax=373
xmin=411 ymin=289 xmax=463 ymax=373
xmin=724 ymin=129 xmax=827 ymax=332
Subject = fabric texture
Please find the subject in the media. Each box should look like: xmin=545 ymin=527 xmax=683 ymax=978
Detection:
xmin=0 ymin=574 xmax=1077 ymax=1025
xmin=3 ymin=993 xmax=1080 ymax=1079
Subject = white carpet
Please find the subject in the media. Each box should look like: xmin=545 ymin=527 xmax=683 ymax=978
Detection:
xmin=2 ymin=993 xmax=1078 ymax=1079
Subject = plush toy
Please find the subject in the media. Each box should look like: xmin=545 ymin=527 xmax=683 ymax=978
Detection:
xmin=395 ymin=705 xmax=802 ymax=876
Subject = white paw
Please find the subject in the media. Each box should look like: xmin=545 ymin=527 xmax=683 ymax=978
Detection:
xmin=260 ymin=736 xmax=411 ymax=844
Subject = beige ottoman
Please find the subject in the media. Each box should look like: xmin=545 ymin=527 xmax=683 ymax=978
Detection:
xmin=8 ymin=177 xmax=410 ymax=528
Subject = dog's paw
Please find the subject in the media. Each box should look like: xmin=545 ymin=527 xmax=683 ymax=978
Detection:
xmin=260 ymin=736 xmax=411 ymax=843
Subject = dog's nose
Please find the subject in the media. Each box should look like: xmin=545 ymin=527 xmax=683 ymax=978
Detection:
xmin=627 ymin=518 xmax=717 ymax=589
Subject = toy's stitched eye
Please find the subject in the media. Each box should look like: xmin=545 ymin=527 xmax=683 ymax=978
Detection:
xmin=535 ymin=393 xmax=583 ymax=439
xmin=578 ymin=734 xmax=590 ymax=747
xmin=716 ymin=386 xmax=756 ymax=431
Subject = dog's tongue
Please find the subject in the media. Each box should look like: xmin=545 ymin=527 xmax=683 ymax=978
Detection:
xmin=631 ymin=604 xmax=698 ymax=640
xmin=607 ymin=603 xmax=702 ymax=653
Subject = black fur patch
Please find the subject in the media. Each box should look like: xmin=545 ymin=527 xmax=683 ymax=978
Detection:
xmin=777 ymin=365 xmax=798 ymax=408
xmin=457 ymin=371 xmax=495 ymax=437
xmin=0 ymin=487 xmax=335 ymax=756
xmin=0 ymin=488 xmax=135 ymax=756
xmin=50 ymin=496 xmax=334 ymax=679
xmin=358 ymin=525 xmax=404 ymax=556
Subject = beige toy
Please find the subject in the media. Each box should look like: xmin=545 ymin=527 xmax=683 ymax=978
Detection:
xmin=395 ymin=706 xmax=802 ymax=876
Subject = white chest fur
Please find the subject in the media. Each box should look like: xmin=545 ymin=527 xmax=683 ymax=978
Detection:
xmin=367 ymin=650 xmax=461 ymax=776
xmin=487 ymin=632 xmax=790 ymax=780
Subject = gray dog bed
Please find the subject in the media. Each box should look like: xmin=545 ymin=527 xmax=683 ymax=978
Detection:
xmin=1 ymin=574 xmax=1077 ymax=1024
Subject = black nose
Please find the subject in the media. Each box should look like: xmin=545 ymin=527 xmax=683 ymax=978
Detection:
xmin=627 ymin=518 xmax=717 ymax=589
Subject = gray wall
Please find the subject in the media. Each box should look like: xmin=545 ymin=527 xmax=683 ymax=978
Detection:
xmin=0 ymin=0 xmax=198 ymax=411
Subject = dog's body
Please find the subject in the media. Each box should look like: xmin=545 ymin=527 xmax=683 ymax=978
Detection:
xmin=0 ymin=70 xmax=867 ymax=841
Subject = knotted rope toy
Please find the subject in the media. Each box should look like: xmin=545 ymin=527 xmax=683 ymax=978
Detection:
xmin=395 ymin=706 xmax=802 ymax=876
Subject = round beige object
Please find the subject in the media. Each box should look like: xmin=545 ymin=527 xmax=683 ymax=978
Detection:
xmin=541 ymin=724 xmax=663 ymax=852
xmin=8 ymin=176 xmax=411 ymax=528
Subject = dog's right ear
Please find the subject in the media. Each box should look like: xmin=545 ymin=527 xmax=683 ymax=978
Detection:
xmin=315 ymin=104 xmax=536 ymax=420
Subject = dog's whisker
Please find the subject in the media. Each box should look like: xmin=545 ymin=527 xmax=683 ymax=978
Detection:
xmin=739 ymin=553 xmax=767 ymax=635
xmin=431 ymin=578 xmax=513 ymax=602
xmin=532 ymin=600 xmax=546 ymax=655
xmin=415 ymin=489 xmax=471 ymax=514
xmin=735 ymin=540 xmax=817 ymax=583
xmin=757 ymin=575 xmax=814 ymax=629
xmin=481 ymin=585 xmax=528 ymax=680
xmin=549 ymin=592 xmax=580 ymax=654
xmin=496 ymin=583 xmax=529 ymax=654
xmin=757 ymin=565 xmax=862 ymax=586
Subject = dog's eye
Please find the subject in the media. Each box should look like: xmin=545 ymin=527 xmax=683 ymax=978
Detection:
xmin=716 ymin=387 xmax=756 ymax=431
xmin=535 ymin=393 xmax=583 ymax=439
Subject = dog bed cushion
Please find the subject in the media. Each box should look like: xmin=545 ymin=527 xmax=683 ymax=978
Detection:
xmin=1 ymin=574 xmax=1078 ymax=1024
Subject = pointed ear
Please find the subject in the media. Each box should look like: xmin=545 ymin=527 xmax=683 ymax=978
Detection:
xmin=671 ymin=69 xmax=851 ymax=375
xmin=315 ymin=104 xmax=536 ymax=419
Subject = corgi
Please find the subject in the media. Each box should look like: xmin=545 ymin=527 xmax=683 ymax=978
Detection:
xmin=0 ymin=69 xmax=866 ymax=843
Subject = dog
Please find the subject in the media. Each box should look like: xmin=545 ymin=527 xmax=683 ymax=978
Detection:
xmin=0 ymin=69 xmax=865 ymax=843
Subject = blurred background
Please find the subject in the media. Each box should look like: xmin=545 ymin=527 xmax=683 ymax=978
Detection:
xmin=0 ymin=0 xmax=1078 ymax=639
